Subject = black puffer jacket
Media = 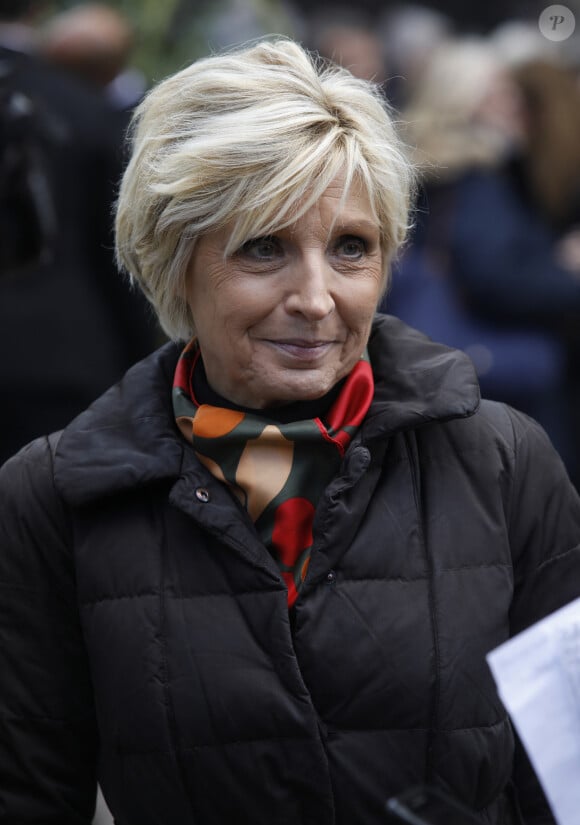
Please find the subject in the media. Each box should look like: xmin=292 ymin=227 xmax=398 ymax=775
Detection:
xmin=2 ymin=315 xmax=580 ymax=825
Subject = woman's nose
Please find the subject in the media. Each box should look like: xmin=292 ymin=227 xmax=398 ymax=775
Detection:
xmin=284 ymin=255 xmax=335 ymax=320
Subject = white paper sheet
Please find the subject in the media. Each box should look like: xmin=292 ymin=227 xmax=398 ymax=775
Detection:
xmin=487 ymin=597 xmax=580 ymax=825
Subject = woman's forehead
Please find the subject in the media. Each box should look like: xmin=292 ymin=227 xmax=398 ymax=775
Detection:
xmin=262 ymin=174 xmax=377 ymax=231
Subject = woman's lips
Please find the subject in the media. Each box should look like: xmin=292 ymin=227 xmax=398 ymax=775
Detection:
xmin=265 ymin=339 xmax=335 ymax=362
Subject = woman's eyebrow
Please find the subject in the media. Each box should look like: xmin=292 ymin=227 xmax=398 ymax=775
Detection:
xmin=334 ymin=218 xmax=380 ymax=233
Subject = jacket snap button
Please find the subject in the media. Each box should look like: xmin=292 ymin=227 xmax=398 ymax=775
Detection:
xmin=195 ymin=487 xmax=210 ymax=503
xmin=326 ymin=571 xmax=336 ymax=584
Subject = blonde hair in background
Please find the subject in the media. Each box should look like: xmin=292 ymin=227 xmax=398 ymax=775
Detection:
xmin=115 ymin=37 xmax=415 ymax=341
xmin=402 ymin=38 xmax=519 ymax=180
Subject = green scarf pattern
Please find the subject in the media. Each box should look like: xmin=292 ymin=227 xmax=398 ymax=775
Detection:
xmin=173 ymin=339 xmax=374 ymax=606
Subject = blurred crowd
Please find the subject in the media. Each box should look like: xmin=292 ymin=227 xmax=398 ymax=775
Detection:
xmin=0 ymin=0 xmax=158 ymax=467
xmin=2 ymin=0 xmax=580 ymax=495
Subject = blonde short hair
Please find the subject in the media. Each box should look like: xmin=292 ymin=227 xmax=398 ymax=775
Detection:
xmin=116 ymin=38 xmax=414 ymax=341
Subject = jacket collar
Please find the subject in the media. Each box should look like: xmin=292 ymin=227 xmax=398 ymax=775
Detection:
xmin=54 ymin=315 xmax=479 ymax=506
xmin=364 ymin=313 xmax=480 ymax=438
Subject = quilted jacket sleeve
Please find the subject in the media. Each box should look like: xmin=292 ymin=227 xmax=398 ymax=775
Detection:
xmin=505 ymin=407 xmax=580 ymax=824
xmin=0 ymin=436 xmax=98 ymax=824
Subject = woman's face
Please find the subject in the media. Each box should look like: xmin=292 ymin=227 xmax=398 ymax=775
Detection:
xmin=186 ymin=177 xmax=384 ymax=409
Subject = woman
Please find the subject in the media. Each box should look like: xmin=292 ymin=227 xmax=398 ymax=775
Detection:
xmin=1 ymin=38 xmax=579 ymax=825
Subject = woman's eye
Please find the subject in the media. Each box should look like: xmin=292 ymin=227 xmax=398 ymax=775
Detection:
xmin=336 ymin=236 xmax=367 ymax=259
xmin=239 ymin=236 xmax=281 ymax=260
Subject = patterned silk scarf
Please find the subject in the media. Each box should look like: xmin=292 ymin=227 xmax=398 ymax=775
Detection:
xmin=173 ymin=339 xmax=374 ymax=607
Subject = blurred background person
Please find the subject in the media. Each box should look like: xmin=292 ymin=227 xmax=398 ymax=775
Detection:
xmin=0 ymin=0 xmax=159 ymax=466
xmin=382 ymin=37 xmax=580 ymax=488
xmin=309 ymin=14 xmax=388 ymax=85
xmin=39 ymin=2 xmax=147 ymax=116
xmin=378 ymin=3 xmax=455 ymax=110
xmin=509 ymin=56 xmax=580 ymax=492
xmin=0 ymin=0 xmax=44 ymax=52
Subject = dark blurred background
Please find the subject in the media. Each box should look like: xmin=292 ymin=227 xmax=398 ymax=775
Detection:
xmin=38 ymin=1 xmax=580 ymax=80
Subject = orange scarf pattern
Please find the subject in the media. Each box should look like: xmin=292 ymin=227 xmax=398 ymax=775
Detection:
xmin=173 ymin=340 xmax=374 ymax=606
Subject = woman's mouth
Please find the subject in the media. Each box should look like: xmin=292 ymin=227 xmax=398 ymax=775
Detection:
xmin=266 ymin=339 xmax=334 ymax=362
